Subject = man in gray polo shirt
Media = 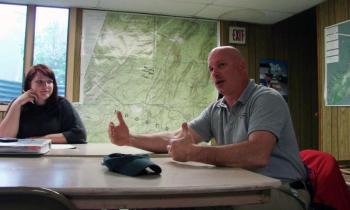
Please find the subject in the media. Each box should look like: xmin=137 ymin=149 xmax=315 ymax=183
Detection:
xmin=108 ymin=46 xmax=310 ymax=210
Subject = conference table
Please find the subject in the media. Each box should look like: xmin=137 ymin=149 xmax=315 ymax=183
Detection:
xmin=48 ymin=143 xmax=153 ymax=157
xmin=0 ymin=144 xmax=282 ymax=209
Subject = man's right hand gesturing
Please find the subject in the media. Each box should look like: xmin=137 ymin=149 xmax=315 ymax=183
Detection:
xmin=108 ymin=111 xmax=131 ymax=146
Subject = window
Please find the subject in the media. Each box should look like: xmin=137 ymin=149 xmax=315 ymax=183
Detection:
xmin=0 ymin=4 xmax=69 ymax=103
xmin=33 ymin=7 xmax=69 ymax=96
xmin=0 ymin=4 xmax=27 ymax=103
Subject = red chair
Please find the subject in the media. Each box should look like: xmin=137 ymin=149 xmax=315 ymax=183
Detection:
xmin=300 ymin=149 xmax=350 ymax=210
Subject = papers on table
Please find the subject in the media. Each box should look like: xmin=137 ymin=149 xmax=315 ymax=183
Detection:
xmin=51 ymin=144 xmax=76 ymax=149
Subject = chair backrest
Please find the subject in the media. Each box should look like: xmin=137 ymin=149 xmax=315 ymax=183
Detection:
xmin=300 ymin=149 xmax=350 ymax=210
xmin=0 ymin=187 xmax=77 ymax=210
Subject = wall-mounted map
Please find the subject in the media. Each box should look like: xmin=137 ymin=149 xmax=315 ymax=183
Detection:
xmin=325 ymin=20 xmax=350 ymax=106
xmin=76 ymin=10 xmax=218 ymax=143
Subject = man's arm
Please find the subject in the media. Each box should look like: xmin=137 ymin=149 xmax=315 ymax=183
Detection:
xmin=170 ymin=129 xmax=276 ymax=170
xmin=108 ymin=111 xmax=202 ymax=153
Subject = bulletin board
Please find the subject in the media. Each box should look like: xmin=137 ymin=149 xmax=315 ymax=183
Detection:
xmin=325 ymin=20 xmax=350 ymax=106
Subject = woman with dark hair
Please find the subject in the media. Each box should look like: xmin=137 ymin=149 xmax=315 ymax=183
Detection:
xmin=0 ymin=64 xmax=86 ymax=144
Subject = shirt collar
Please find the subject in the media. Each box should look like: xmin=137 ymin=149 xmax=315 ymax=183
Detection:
xmin=238 ymin=79 xmax=257 ymax=104
xmin=216 ymin=79 xmax=257 ymax=108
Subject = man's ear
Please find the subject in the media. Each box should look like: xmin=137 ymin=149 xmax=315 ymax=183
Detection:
xmin=239 ymin=59 xmax=247 ymax=72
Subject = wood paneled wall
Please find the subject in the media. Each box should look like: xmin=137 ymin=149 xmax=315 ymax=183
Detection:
xmin=317 ymin=0 xmax=350 ymax=160
xmin=0 ymin=105 xmax=6 ymax=122
xmin=0 ymin=111 xmax=4 ymax=122
xmin=272 ymin=9 xmax=318 ymax=150
xmin=220 ymin=22 xmax=273 ymax=82
xmin=221 ymin=9 xmax=318 ymax=150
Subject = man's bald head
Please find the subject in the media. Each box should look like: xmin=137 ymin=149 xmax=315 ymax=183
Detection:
xmin=208 ymin=46 xmax=244 ymax=63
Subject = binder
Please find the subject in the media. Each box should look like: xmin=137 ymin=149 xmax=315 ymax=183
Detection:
xmin=0 ymin=138 xmax=51 ymax=155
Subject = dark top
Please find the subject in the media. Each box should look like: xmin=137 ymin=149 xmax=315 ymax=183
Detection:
xmin=15 ymin=96 xmax=87 ymax=144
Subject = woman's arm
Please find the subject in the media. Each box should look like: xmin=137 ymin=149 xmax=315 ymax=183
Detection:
xmin=0 ymin=90 xmax=37 ymax=137
xmin=59 ymin=98 xmax=87 ymax=144
xmin=31 ymin=133 xmax=67 ymax=144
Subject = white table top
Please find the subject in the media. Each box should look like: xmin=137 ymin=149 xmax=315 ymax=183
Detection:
xmin=0 ymin=156 xmax=281 ymax=209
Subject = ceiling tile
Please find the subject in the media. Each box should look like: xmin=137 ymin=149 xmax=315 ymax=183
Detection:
xmin=0 ymin=0 xmax=326 ymax=24
xmin=0 ymin=0 xmax=99 ymax=8
xmin=98 ymin=0 xmax=207 ymax=17
xmin=212 ymin=0 xmax=325 ymax=13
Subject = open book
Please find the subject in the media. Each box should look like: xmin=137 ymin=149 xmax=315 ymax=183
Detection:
xmin=0 ymin=138 xmax=51 ymax=155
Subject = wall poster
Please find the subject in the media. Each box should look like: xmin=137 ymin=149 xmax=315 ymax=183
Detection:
xmin=259 ymin=59 xmax=288 ymax=101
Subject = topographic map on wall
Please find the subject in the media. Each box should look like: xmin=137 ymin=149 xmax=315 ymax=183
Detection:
xmin=75 ymin=10 xmax=218 ymax=142
xmin=325 ymin=20 xmax=350 ymax=106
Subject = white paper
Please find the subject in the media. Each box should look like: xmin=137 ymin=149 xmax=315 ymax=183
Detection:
xmin=51 ymin=144 xmax=76 ymax=149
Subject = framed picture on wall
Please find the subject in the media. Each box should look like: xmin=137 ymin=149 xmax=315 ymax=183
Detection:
xmin=259 ymin=59 xmax=288 ymax=101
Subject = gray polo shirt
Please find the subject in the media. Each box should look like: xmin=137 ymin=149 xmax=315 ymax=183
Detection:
xmin=189 ymin=80 xmax=307 ymax=181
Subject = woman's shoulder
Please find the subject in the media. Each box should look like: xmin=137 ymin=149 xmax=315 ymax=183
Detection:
xmin=57 ymin=96 xmax=72 ymax=103
xmin=56 ymin=96 xmax=73 ymax=108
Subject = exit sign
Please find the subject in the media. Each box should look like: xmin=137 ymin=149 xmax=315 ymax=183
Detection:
xmin=229 ymin=26 xmax=246 ymax=44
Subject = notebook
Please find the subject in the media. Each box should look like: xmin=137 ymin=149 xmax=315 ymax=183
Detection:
xmin=0 ymin=138 xmax=51 ymax=155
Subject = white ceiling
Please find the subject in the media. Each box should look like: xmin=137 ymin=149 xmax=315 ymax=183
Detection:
xmin=1 ymin=0 xmax=326 ymax=24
